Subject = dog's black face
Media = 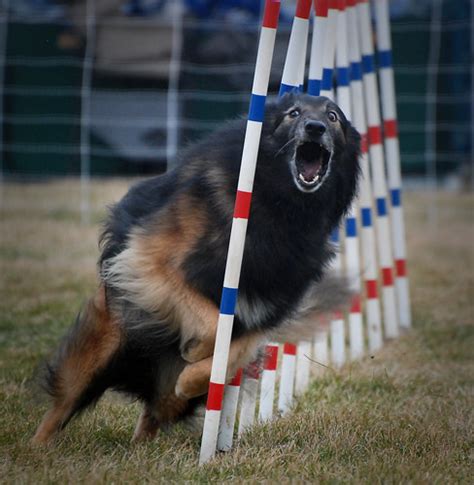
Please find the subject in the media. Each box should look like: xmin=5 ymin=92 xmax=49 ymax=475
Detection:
xmin=260 ymin=93 xmax=359 ymax=196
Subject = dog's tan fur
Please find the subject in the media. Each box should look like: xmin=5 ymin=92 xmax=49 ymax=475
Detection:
xmin=102 ymin=195 xmax=220 ymax=362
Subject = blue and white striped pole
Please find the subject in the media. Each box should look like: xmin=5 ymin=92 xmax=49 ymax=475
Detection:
xmin=308 ymin=0 xmax=328 ymax=96
xmin=373 ymin=0 xmax=411 ymax=329
xmin=347 ymin=0 xmax=383 ymax=352
xmin=199 ymin=0 xmax=281 ymax=464
xmin=357 ymin=0 xmax=399 ymax=339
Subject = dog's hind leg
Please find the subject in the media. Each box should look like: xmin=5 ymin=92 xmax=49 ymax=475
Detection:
xmin=132 ymin=404 xmax=160 ymax=442
xmin=175 ymin=332 xmax=263 ymax=400
xmin=131 ymin=393 xmax=190 ymax=443
xmin=32 ymin=286 xmax=121 ymax=444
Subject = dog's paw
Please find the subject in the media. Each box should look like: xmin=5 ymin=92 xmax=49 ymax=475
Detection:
xmin=175 ymin=365 xmax=209 ymax=400
xmin=174 ymin=379 xmax=187 ymax=400
xmin=180 ymin=338 xmax=210 ymax=363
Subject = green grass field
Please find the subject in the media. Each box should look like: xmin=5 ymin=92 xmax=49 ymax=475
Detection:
xmin=1 ymin=180 xmax=473 ymax=483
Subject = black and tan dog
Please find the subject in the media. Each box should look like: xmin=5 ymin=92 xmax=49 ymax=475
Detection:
xmin=33 ymin=93 xmax=360 ymax=444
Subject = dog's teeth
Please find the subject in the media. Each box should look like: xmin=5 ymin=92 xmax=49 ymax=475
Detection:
xmin=299 ymin=172 xmax=321 ymax=185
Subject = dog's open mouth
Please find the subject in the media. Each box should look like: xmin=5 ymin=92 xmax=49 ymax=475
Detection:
xmin=294 ymin=142 xmax=331 ymax=191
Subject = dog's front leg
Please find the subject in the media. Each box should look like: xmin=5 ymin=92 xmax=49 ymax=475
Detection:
xmin=175 ymin=332 xmax=263 ymax=399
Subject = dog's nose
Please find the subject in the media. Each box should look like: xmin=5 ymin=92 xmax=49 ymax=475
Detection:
xmin=304 ymin=120 xmax=326 ymax=138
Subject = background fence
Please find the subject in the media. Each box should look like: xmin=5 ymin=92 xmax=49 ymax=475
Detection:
xmin=0 ymin=0 xmax=472 ymax=185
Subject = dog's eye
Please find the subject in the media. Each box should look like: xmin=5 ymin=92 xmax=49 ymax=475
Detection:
xmin=328 ymin=111 xmax=338 ymax=122
xmin=288 ymin=109 xmax=300 ymax=118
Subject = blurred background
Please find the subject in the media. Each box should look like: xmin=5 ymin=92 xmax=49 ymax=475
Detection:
xmin=0 ymin=0 xmax=472 ymax=186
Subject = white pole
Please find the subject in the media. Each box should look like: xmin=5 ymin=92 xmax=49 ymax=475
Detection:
xmin=80 ymin=0 xmax=95 ymax=224
xmin=199 ymin=0 xmax=281 ymax=464
xmin=295 ymin=340 xmax=312 ymax=394
xmin=166 ymin=0 xmax=183 ymax=171
xmin=313 ymin=328 xmax=329 ymax=375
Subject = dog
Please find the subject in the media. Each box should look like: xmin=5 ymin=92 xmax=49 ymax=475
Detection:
xmin=33 ymin=93 xmax=360 ymax=444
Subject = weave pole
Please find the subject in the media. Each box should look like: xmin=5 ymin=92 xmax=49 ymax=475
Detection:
xmin=259 ymin=343 xmax=278 ymax=421
xmin=278 ymin=342 xmax=297 ymax=414
xmin=308 ymin=0 xmax=328 ymax=95
xmin=347 ymin=0 xmax=383 ymax=352
xmin=199 ymin=0 xmax=281 ymax=464
xmin=317 ymin=1 xmax=347 ymax=368
xmin=319 ymin=0 xmax=339 ymax=99
xmin=279 ymin=0 xmax=312 ymax=95
xmin=336 ymin=0 xmax=364 ymax=361
xmin=357 ymin=0 xmax=399 ymax=339
xmin=373 ymin=0 xmax=411 ymax=329
xmin=277 ymin=0 xmax=312 ymax=407
xmin=307 ymin=0 xmax=330 ymax=373
xmin=313 ymin=325 xmax=329 ymax=373
xmin=216 ymin=369 xmax=242 ymax=451
xmin=238 ymin=363 xmax=260 ymax=436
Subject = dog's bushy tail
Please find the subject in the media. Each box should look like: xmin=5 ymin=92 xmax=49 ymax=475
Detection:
xmin=269 ymin=273 xmax=354 ymax=343
xmin=41 ymin=287 xmax=120 ymax=421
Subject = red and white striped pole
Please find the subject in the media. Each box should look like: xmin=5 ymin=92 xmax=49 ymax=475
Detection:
xmin=199 ymin=0 xmax=281 ymax=464
xmin=259 ymin=342 xmax=278 ymax=421
xmin=373 ymin=0 xmax=411 ymax=329
xmin=278 ymin=342 xmax=297 ymax=414
xmin=357 ymin=0 xmax=399 ymax=339
xmin=280 ymin=0 xmax=312 ymax=94
xmin=279 ymin=0 xmax=313 ymax=403
xmin=347 ymin=0 xmax=383 ymax=352
xmin=217 ymin=369 xmax=242 ymax=451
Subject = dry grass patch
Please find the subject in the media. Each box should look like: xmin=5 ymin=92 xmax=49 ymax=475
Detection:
xmin=1 ymin=180 xmax=473 ymax=483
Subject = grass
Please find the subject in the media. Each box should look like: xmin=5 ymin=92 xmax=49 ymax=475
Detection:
xmin=1 ymin=179 xmax=473 ymax=483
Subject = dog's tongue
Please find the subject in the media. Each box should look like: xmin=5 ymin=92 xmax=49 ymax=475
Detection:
xmin=300 ymin=160 xmax=321 ymax=181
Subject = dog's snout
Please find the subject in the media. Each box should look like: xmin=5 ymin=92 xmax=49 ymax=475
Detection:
xmin=304 ymin=120 xmax=326 ymax=138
